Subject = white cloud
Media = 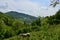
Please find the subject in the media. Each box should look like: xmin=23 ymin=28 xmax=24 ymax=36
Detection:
xmin=0 ymin=0 xmax=59 ymax=17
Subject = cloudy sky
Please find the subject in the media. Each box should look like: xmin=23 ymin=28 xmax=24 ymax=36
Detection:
xmin=0 ymin=0 xmax=60 ymax=17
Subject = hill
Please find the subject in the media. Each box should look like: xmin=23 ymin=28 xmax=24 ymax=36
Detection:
xmin=0 ymin=10 xmax=60 ymax=40
xmin=6 ymin=11 xmax=37 ymax=23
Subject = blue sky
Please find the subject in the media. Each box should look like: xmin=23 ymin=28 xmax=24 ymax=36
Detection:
xmin=30 ymin=0 xmax=50 ymax=6
xmin=0 ymin=0 xmax=60 ymax=17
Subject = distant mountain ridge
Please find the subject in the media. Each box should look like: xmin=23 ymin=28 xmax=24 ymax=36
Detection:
xmin=6 ymin=11 xmax=37 ymax=23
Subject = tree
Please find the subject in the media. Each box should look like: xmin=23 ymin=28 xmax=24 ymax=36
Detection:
xmin=50 ymin=0 xmax=60 ymax=7
xmin=31 ymin=16 xmax=41 ymax=26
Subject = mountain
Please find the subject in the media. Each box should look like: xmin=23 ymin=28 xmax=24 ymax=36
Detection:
xmin=6 ymin=11 xmax=37 ymax=23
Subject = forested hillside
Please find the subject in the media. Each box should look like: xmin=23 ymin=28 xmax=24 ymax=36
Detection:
xmin=0 ymin=10 xmax=60 ymax=40
xmin=6 ymin=11 xmax=37 ymax=24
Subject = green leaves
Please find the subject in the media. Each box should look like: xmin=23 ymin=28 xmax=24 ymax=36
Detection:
xmin=50 ymin=0 xmax=60 ymax=7
xmin=31 ymin=17 xmax=41 ymax=26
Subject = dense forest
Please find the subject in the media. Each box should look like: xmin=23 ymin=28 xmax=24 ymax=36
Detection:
xmin=0 ymin=9 xmax=60 ymax=40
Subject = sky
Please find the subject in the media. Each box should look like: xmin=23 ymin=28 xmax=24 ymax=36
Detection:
xmin=0 ymin=0 xmax=60 ymax=17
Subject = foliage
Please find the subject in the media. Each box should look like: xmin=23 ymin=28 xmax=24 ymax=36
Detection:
xmin=0 ymin=10 xmax=60 ymax=40
xmin=31 ymin=16 xmax=41 ymax=26
xmin=45 ymin=10 xmax=60 ymax=25
xmin=50 ymin=0 xmax=60 ymax=7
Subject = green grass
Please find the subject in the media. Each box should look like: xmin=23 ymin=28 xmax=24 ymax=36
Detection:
xmin=3 ymin=24 xmax=60 ymax=40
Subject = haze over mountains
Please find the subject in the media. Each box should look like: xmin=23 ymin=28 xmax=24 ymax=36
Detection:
xmin=6 ymin=11 xmax=37 ymax=23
